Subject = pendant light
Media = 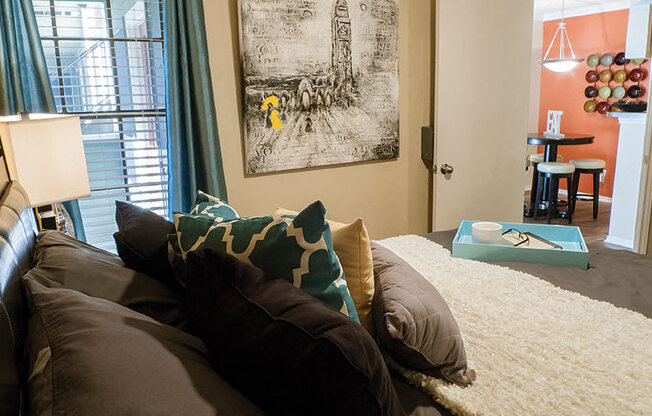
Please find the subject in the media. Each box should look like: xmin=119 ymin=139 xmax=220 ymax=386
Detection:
xmin=538 ymin=0 xmax=583 ymax=72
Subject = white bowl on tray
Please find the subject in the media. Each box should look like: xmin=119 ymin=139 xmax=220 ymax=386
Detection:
xmin=471 ymin=222 xmax=503 ymax=244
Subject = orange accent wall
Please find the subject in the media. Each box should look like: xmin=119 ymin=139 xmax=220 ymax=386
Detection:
xmin=538 ymin=9 xmax=649 ymax=198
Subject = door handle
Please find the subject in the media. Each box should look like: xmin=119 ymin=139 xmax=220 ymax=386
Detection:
xmin=440 ymin=164 xmax=454 ymax=175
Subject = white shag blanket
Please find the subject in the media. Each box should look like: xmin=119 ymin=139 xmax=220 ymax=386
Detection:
xmin=377 ymin=235 xmax=652 ymax=416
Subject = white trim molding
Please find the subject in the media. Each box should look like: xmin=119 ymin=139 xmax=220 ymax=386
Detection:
xmin=535 ymin=1 xmax=630 ymax=21
xmin=556 ymin=188 xmax=613 ymax=204
xmin=604 ymin=234 xmax=637 ymax=249
xmin=524 ymin=185 xmax=613 ymax=204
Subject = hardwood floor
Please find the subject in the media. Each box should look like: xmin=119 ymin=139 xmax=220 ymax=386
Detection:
xmin=523 ymin=191 xmax=611 ymax=245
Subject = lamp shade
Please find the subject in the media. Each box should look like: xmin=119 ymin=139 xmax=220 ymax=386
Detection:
xmin=539 ymin=58 xmax=582 ymax=73
xmin=0 ymin=115 xmax=90 ymax=206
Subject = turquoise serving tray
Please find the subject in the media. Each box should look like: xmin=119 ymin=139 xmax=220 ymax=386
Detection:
xmin=452 ymin=221 xmax=588 ymax=269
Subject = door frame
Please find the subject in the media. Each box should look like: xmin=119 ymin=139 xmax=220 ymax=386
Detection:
xmin=634 ymin=89 xmax=652 ymax=255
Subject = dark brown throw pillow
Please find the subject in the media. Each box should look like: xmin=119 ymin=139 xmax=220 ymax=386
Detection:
xmin=31 ymin=230 xmax=186 ymax=329
xmin=185 ymin=249 xmax=406 ymax=416
xmin=23 ymin=278 xmax=264 ymax=416
xmin=113 ymin=201 xmax=181 ymax=291
xmin=371 ymin=241 xmax=473 ymax=386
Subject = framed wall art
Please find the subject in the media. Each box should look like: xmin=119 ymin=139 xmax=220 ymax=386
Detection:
xmin=239 ymin=0 xmax=399 ymax=174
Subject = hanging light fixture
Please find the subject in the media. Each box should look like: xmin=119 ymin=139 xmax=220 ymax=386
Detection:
xmin=538 ymin=0 xmax=583 ymax=72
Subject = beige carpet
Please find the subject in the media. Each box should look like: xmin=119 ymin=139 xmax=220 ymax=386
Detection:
xmin=378 ymin=235 xmax=652 ymax=416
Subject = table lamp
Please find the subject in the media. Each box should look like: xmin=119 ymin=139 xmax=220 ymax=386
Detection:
xmin=0 ymin=114 xmax=90 ymax=232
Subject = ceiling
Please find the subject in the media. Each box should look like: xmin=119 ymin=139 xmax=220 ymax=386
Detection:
xmin=534 ymin=0 xmax=631 ymax=21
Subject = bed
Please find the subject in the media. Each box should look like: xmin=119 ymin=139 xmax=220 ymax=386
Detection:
xmin=1 ymin=178 xmax=650 ymax=416
xmin=392 ymin=230 xmax=652 ymax=416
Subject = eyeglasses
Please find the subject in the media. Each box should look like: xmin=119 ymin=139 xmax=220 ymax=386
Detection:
xmin=502 ymin=228 xmax=530 ymax=247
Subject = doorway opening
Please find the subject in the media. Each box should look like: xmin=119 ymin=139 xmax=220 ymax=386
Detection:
xmin=525 ymin=1 xmax=651 ymax=251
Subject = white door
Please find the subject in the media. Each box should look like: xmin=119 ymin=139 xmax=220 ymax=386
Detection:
xmin=433 ymin=0 xmax=534 ymax=231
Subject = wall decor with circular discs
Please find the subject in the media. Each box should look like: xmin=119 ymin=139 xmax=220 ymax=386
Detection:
xmin=584 ymin=52 xmax=648 ymax=114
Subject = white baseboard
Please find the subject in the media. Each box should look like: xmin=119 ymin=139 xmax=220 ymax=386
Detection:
xmin=604 ymin=235 xmax=634 ymax=250
xmin=524 ymin=185 xmax=612 ymax=204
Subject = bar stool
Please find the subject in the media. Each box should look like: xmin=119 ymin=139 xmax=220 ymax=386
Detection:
xmin=528 ymin=153 xmax=563 ymax=211
xmin=569 ymin=159 xmax=606 ymax=219
xmin=534 ymin=162 xmax=575 ymax=224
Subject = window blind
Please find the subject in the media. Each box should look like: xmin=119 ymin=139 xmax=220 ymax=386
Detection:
xmin=34 ymin=0 xmax=168 ymax=252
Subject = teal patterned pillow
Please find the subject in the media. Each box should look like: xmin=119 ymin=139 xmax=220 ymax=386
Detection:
xmin=173 ymin=201 xmax=359 ymax=322
xmin=189 ymin=191 xmax=240 ymax=221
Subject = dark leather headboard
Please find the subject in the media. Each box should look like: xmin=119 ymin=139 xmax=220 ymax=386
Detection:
xmin=0 ymin=181 xmax=38 ymax=415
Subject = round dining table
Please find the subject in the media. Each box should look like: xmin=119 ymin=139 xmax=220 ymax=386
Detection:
xmin=525 ymin=133 xmax=595 ymax=218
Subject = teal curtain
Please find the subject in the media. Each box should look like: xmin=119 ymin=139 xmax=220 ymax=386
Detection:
xmin=0 ymin=0 xmax=86 ymax=242
xmin=61 ymin=200 xmax=87 ymax=241
xmin=165 ymin=0 xmax=228 ymax=214
xmin=0 ymin=0 xmax=55 ymax=115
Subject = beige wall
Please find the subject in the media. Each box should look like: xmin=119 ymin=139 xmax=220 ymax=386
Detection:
xmin=203 ymin=0 xmax=433 ymax=239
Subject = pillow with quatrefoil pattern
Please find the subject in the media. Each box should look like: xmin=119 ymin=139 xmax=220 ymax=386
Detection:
xmin=172 ymin=200 xmax=359 ymax=322
xmin=189 ymin=190 xmax=240 ymax=221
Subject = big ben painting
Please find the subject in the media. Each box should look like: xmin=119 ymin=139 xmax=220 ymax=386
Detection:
xmin=239 ymin=0 xmax=399 ymax=174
